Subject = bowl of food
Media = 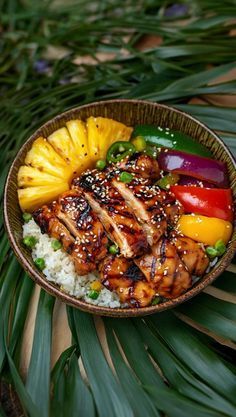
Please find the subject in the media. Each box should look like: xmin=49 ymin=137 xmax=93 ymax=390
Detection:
xmin=4 ymin=99 xmax=236 ymax=317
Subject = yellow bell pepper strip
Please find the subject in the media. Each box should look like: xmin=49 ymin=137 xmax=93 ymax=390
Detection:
xmin=177 ymin=214 xmax=233 ymax=246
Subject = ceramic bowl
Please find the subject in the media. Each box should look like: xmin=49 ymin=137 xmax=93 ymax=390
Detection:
xmin=4 ymin=99 xmax=236 ymax=317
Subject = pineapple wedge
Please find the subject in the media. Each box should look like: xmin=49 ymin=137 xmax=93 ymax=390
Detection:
xmin=66 ymin=119 xmax=91 ymax=172
xmin=18 ymin=117 xmax=133 ymax=212
xmin=18 ymin=166 xmax=63 ymax=188
xmin=87 ymin=117 xmax=133 ymax=160
xmin=18 ymin=183 xmax=68 ymax=212
xmin=48 ymin=127 xmax=78 ymax=173
xmin=25 ymin=137 xmax=71 ymax=180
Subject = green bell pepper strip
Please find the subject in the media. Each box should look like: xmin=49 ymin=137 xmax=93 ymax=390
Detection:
xmin=132 ymin=125 xmax=212 ymax=157
xmin=106 ymin=141 xmax=136 ymax=163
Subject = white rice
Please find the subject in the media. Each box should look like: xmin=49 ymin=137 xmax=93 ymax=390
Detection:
xmin=22 ymin=219 xmax=121 ymax=308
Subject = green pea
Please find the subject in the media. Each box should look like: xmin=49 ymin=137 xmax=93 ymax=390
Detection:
xmin=23 ymin=236 xmax=38 ymax=249
xmin=96 ymin=159 xmax=106 ymax=170
xmin=23 ymin=213 xmax=32 ymax=223
xmin=109 ymin=244 xmax=119 ymax=255
xmin=119 ymin=171 xmax=133 ymax=183
xmin=151 ymin=296 xmax=161 ymax=306
xmin=34 ymin=258 xmax=46 ymax=271
xmin=51 ymin=239 xmax=62 ymax=251
xmin=206 ymin=247 xmax=218 ymax=258
xmin=215 ymin=240 xmax=226 ymax=256
xmin=88 ymin=290 xmax=99 ymax=300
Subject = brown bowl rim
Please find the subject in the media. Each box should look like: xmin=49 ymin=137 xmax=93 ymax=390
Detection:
xmin=3 ymin=99 xmax=236 ymax=317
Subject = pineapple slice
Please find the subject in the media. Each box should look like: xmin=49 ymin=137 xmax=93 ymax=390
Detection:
xmin=18 ymin=183 xmax=68 ymax=212
xmin=66 ymin=119 xmax=91 ymax=172
xmin=87 ymin=117 xmax=133 ymax=160
xmin=18 ymin=117 xmax=133 ymax=212
xmin=18 ymin=166 xmax=63 ymax=188
xmin=48 ymin=127 xmax=78 ymax=173
xmin=25 ymin=137 xmax=71 ymax=180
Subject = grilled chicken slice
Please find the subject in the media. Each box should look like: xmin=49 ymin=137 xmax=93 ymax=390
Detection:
xmin=73 ymin=170 xmax=148 ymax=258
xmin=33 ymin=200 xmax=107 ymax=276
xmin=33 ymin=205 xmax=75 ymax=253
xmin=164 ymin=192 xmax=184 ymax=226
xmin=113 ymin=176 xmax=174 ymax=246
xmin=172 ymin=236 xmax=209 ymax=276
xmin=99 ymin=255 xmax=155 ymax=307
xmin=52 ymin=190 xmax=108 ymax=263
xmin=135 ymin=238 xmax=192 ymax=299
xmin=116 ymin=153 xmax=160 ymax=179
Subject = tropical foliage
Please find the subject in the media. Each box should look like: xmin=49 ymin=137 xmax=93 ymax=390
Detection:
xmin=0 ymin=0 xmax=236 ymax=416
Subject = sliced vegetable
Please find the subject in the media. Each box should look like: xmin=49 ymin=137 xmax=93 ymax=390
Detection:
xmin=157 ymin=173 xmax=179 ymax=190
xmin=106 ymin=141 xmax=136 ymax=163
xmin=132 ymin=124 xmax=212 ymax=157
xmin=22 ymin=212 xmax=32 ymax=223
xmin=96 ymin=159 xmax=106 ymax=170
xmin=23 ymin=236 xmax=38 ymax=249
xmin=177 ymin=214 xmax=233 ymax=246
xmin=158 ymin=149 xmax=228 ymax=187
xmin=119 ymin=172 xmax=133 ymax=184
xmin=34 ymin=258 xmax=46 ymax=271
xmin=171 ymin=186 xmax=233 ymax=222
xmin=131 ymin=136 xmax=146 ymax=152
xmin=178 ymin=175 xmax=215 ymax=188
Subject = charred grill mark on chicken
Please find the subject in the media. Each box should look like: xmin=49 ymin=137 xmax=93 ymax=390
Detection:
xmin=116 ymin=153 xmax=160 ymax=179
xmin=74 ymin=170 xmax=148 ymax=257
xmin=112 ymin=174 xmax=183 ymax=246
xmin=99 ymin=255 xmax=155 ymax=307
xmin=172 ymin=235 xmax=209 ymax=276
xmin=33 ymin=190 xmax=108 ymax=275
xmin=135 ymin=238 xmax=192 ymax=299
xmin=53 ymin=190 xmax=108 ymax=263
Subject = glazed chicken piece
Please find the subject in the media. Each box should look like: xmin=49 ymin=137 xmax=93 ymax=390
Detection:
xmin=99 ymin=255 xmax=156 ymax=307
xmin=172 ymin=235 xmax=209 ymax=276
xmin=113 ymin=176 xmax=183 ymax=246
xmin=33 ymin=205 xmax=75 ymax=253
xmin=135 ymin=238 xmax=192 ymax=299
xmin=73 ymin=170 xmax=148 ymax=258
xmin=33 ymin=194 xmax=108 ymax=275
xmin=164 ymin=192 xmax=184 ymax=226
xmin=116 ymin=153 xmax=160 ymax=179
xmin=52 ymin=190 xmax=108 ymax=263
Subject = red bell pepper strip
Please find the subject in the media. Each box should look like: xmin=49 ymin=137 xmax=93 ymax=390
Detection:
xmin=170 ymin=186 xmax=233 ymax=222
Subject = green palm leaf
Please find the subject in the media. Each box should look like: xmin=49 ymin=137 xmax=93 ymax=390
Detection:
xmin=0 ymin=0 xmax=236 ymax=416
